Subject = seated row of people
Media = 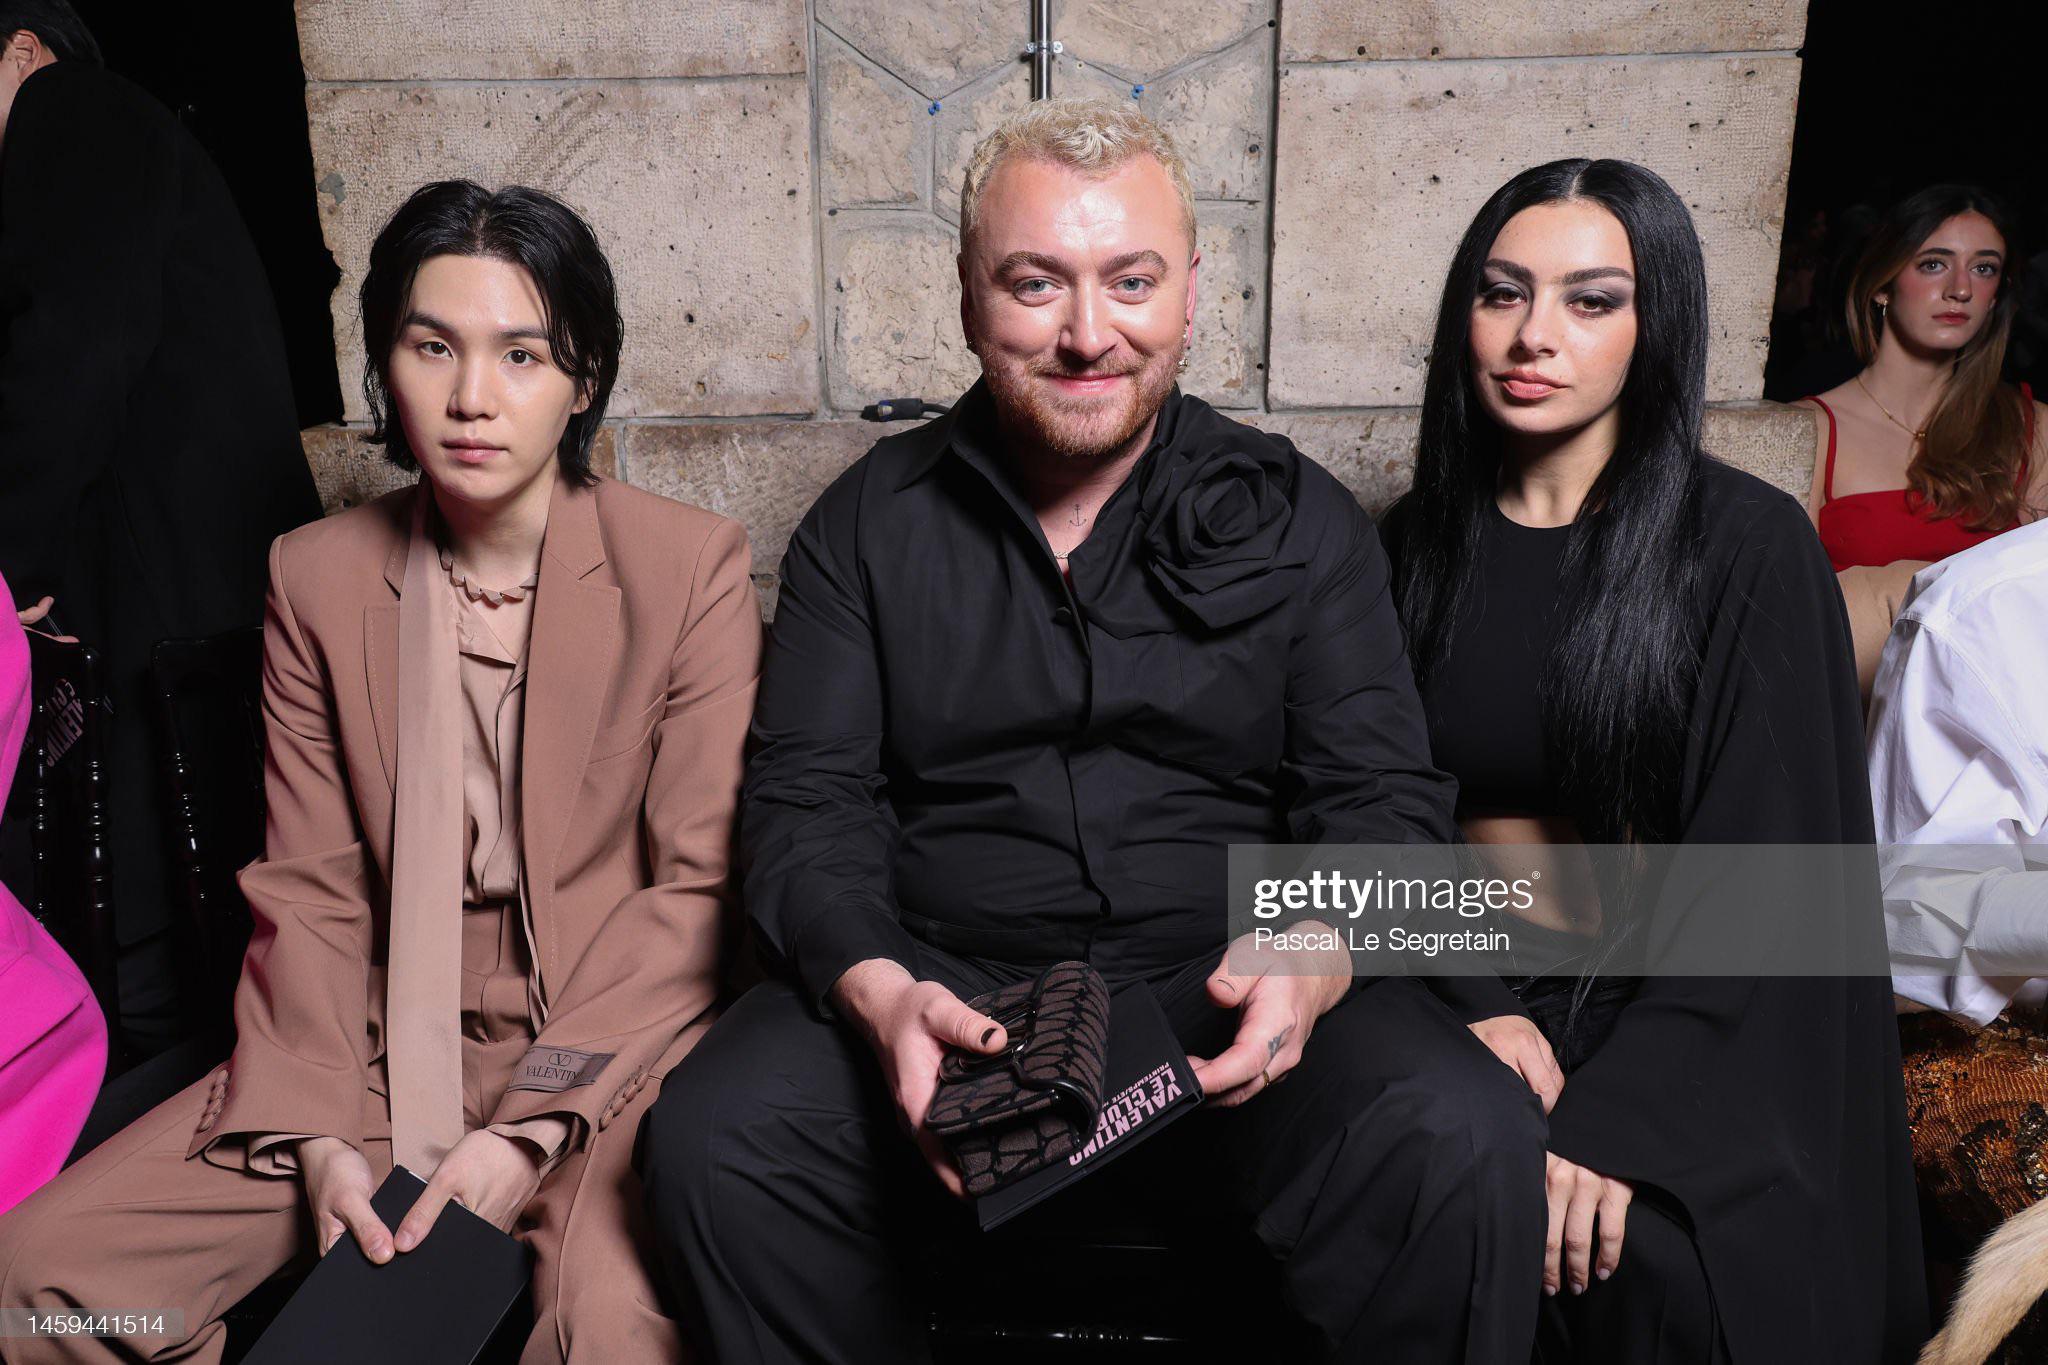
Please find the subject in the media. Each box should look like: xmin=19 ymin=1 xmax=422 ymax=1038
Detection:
xmin=2 ymin=96 xmax=2037 ymax=1365
xmin=1797 ymin=176 xmax=2048 ymax=1365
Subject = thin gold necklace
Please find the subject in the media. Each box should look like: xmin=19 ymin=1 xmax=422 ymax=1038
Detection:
xmin=1855 ymin=374 xmax=1927 ymax=441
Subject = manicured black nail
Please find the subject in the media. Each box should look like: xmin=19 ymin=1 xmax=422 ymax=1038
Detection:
xmin=980 ymin=1026 xmax=996 ymax=1045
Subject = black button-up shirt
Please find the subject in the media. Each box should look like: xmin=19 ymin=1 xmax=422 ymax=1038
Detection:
xmin=743 ymin=384 xmax=1455 ymax=1007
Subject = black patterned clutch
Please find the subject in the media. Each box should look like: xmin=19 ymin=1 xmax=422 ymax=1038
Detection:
xmin=925 ymin=960 xmax=1112 ymax=1197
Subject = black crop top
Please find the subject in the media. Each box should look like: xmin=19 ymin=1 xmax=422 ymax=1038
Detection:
xmin=1413 ymin=503 xmax=1569 ymax=817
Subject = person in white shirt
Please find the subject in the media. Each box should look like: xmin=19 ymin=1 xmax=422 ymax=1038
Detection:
xmin=1871 ymin=517 xmax=2048 ymax=1021
xmin=1869 ymin=517 xmax=2048 ymax=1365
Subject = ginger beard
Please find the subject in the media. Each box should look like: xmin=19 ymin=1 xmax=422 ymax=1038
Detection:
xmin=978 ymin=329 xmax=1184 ymax=461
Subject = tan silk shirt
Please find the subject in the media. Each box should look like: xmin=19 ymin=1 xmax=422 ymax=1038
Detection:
xmin=454 ymin=578 xmax=531 ymax=908
xmin=451 ymin=577 xmax=572 ymax=1170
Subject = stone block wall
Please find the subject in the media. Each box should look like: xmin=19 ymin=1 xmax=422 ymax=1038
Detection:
xmin=294 ymin=0 xmax=1812 ymax=612
xmin=813 ymin=0 xmax=1276 ymax=413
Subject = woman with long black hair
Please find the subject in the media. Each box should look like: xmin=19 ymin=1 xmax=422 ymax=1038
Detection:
xmin=1381 ymin=158 xmax=1926 ymax=1362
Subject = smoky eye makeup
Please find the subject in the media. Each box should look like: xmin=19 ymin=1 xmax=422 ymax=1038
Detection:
xmin=1569 ymin=289 xmax=1631 ymax=313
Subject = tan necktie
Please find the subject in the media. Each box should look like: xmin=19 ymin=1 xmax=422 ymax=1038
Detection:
xmin=386 ymin=490 xmax=466 ymax=1174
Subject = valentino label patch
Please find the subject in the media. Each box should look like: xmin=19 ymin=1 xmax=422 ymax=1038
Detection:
xmin=507 ymin=1046 xmax=616 ymax=1093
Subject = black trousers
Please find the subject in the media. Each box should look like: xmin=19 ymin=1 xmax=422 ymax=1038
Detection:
xmin=1531 ymin=1193 xmax=1729 ymax=1365
xmin=640 ymin=944 xmax=1549 ymax=1364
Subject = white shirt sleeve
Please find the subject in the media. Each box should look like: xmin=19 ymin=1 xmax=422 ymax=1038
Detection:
xmin=1870 ymin=600 xmax=2048 ymax=1026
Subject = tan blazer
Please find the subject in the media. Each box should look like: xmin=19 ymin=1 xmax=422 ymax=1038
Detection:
xmin=192 ymin=475 xmax=761 ymax=1162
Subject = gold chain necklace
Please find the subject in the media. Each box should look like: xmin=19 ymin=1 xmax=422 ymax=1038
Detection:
xmin=1855 ymin=374 xmax=1927 ymax=441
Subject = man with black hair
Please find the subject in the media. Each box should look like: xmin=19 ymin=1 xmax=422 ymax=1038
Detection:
xmin=0 ymin=0 xmax=321 ymax=1056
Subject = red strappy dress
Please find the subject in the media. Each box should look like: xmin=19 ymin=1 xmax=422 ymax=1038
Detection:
xmin=1810 ymin=384 xmax=2034 ymax=571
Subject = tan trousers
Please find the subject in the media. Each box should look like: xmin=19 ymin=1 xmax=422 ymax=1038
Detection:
xmin=0 ymin=906 xmax=683 ymax=1364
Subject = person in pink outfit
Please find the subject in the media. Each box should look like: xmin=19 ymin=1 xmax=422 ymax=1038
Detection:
xmin=0 ymin=568 xmax=107 ymax=1215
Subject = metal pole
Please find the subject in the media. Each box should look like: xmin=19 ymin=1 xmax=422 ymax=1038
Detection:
xmin=1030 ymin=0 xmax=1052 ymax=100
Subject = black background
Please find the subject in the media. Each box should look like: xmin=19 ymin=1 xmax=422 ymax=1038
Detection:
xmin=73 ymin=1 xmax=342 ymax=426
xmin=1771 ymin=0 xmax=2042 ymax=398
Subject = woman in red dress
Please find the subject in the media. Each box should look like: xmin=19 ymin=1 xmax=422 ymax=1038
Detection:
xmin=1800 ymin=185 xmax=2046 ymax=694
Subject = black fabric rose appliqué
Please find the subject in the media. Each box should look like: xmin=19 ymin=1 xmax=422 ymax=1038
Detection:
xmin=1140 ymin=446 xmax=1307 ymax=630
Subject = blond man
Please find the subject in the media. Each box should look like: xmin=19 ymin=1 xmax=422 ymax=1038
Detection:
xmin=640 ymin=102 xmax=1546 ymax=1363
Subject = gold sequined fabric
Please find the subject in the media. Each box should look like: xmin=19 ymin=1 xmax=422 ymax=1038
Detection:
xmin=1903 ymin=1010 xmax=2048 ymax=1361
xmin=1903 ymin=1009 xmax=2048 ymax=1234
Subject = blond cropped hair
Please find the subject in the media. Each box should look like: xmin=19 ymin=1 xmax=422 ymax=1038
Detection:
xmin=959 ymin=99 xmax=1196 ymax=250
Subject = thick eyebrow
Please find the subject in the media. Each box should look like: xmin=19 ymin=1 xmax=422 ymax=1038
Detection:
xmin=993 ymin=251 xmax=1069 ymax=278
xmin=1558 ymin=266 xmax=1634 ymax=287
xmin=400 ymin=310 xmax=551 ymax=344
xmin=1481 ymin=259 xmax=1634 ymax=289
xmin=992 ymin=248 xmax=1172 ymax=279
xmin=1482 ymin=258 xmax=1533 ymax=287
xmin=1917 ymin=246 xmax=2005 ymax=260
xmin=1101 ymin=249 xmax=1171 ymax=276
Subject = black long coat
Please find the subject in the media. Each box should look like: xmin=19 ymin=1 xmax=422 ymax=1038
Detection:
xmin=1389 ymin=460 xmax=1928 ymax=1363
xmin=0 ymin=61 xmax=320 ymax=1035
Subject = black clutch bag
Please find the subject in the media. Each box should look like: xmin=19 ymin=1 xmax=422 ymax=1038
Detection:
xmin=924 ymin=960 xmax=1113 ymax=1197
xmin=243 ymin=1167 xmax=528 ymax=1365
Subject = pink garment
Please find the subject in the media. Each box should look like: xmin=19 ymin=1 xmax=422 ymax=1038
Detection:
xmin=0 ymin=572 xmax=108 ymax=1215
